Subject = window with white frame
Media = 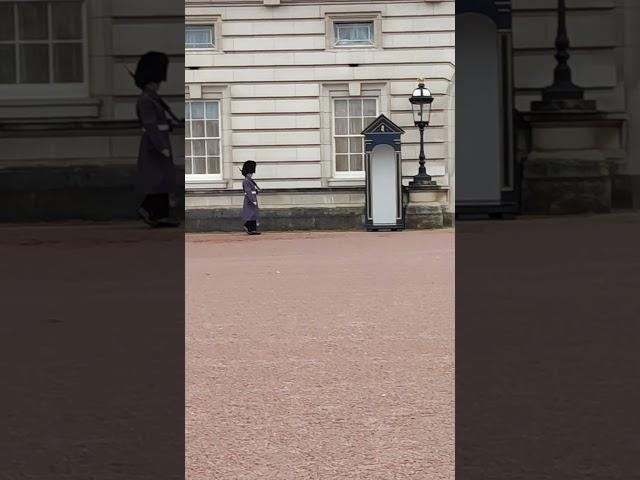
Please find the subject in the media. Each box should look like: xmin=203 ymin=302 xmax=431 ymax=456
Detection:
xmin=334 ymin=21 xmax=374 ymax=47
xmin=0 ymin=1 xmax=85 ymax=85
xmin=185 ymin=25 xmax=214 ymax=49
xmin=333 ymin=98 xmax=377 ymax=173
xmin=185 ymin=100 xmax=222 ymax=176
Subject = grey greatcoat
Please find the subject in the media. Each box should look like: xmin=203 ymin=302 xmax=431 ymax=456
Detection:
xmin=242 ymin=178 xmax=259 ymax=222
xmin=136 ymin=92 xmax=176 ymax=194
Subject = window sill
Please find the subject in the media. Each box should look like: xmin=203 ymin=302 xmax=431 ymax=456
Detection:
xmin=0 ymin=97 xmax=101 ymax=120
xmin=328 ymin=176 xmax=366 ymax=187
xmin=186 ymin=48 xmax=220 ymax=54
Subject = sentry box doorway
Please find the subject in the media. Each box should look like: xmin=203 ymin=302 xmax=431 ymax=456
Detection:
xmin=362 ymin=114 xmax=405 ymax=231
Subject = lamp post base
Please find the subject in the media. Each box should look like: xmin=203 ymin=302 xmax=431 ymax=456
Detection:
xmin=405 ymin=183 xmax=447 ymax=229
xmin=409 ymin=175 xmax=436 ymax=187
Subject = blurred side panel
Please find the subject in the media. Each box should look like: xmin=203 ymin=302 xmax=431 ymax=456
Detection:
xmin=0 ymin=1 xmax=184 ymax=479
xmin=456 ymin=1 xmax=640 ymax=479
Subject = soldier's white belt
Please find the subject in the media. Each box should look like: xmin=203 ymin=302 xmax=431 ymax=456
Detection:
xmin=142 ymin=125 xmax=170 ymax=132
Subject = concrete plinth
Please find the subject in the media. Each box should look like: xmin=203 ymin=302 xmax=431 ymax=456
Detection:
xmin=404 ymin=185 xmax=448 ymax=229
xmin=522 ymin=150 xmax=611 ymax=214
xmin=521 ymin=111 xmax=622 ymax=215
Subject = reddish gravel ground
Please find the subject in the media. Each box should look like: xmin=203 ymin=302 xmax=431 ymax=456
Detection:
xmin=186 ymin=230 xmax=455 ymax=480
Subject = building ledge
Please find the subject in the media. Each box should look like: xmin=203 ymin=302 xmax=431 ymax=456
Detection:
xmin=0 ymin=97 xmax=103 ymax=121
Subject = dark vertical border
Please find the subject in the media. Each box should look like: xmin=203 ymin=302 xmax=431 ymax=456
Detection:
xmin=0 ymin=1 xmax=185 ymax=479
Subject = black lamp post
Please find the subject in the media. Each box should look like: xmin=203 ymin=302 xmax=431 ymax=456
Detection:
xmin=534 ymin=0 xmax=596 ymax=110
xmin=409 ymin=79 xmax=435 ymax=186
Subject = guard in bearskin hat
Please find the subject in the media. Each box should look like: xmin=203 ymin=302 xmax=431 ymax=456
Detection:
xmin=132 ymin=51 xmax=180 ymax=227
xmin=241 ymin=160 xmax=261 ymax=234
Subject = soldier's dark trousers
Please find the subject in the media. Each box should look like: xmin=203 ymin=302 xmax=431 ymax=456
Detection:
xmin=141 ymin=194 xmax=169 ymax=220
xmin=244 ymin=220 xmax=257 ymax=232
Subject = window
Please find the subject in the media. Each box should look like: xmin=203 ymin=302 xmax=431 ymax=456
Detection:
xmin=185 ymin=101 xmax=222 ymax=177
xmin=185 ymin=25 xmax=214 ymax=49
xmin=334 ymin=22 xmax=374 ymax=47
xmin=0 ymin=1 xmax=85 ymax=85
xmin=333 ymin=98 xmax=377 ymax=173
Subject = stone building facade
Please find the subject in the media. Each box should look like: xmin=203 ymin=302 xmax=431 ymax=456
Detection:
xmin=0 ymin=0 xmax=184 ymax=220
xmin=185 ymin=0 xmax=456 ymax=230
xmin=457 ymin=0 xmax=639 ymax=214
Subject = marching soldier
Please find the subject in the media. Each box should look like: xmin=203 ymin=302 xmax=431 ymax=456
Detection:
xmin=132 ymin=51 xmax=180 ymax=227
xmin=241 ymin=161 xmax=261 ymax=235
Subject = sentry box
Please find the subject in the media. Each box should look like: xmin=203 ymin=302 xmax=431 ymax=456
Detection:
xmin=362 ymin=114 xmax=405 ymax=231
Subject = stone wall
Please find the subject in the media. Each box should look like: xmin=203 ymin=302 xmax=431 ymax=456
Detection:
xmin=185 ymin=0 xmax=455 ymax=224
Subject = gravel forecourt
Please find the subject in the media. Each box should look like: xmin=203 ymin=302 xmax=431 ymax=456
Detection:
xmin=186 ymin=230 xmax=454 ymax=480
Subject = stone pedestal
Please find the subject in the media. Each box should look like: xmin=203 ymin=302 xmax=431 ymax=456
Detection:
xmin=522 ymin=112 xmax=622 ymax=215
xmin=523 ymin=150 xmax=611 ymax=214
xmin=405 ymin=185 xmax=448 ymax=229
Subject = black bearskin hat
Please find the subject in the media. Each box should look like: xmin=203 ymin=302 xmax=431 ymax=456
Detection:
xmin=133 ymin=51 xmax=169 ymax=89
xmin=241 ymin=161 xmax=256 ymax=176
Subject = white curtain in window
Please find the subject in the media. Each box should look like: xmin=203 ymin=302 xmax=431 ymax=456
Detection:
xmin=335 ymin=23 xmax=373 ymax=45
xmin=186 ymin=27 xmax=213 ymax=47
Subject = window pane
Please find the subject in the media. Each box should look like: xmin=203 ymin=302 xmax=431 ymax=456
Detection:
xmin=0 ymin=45 xmax=16 ymax=84
xmin=0 ymin=4 xmax=14 ymax=41
xmin=185 ymin=141 xmax=192 ymax=156
xmin=185 ymin=121 xmax=191 ymax=138
xmin=18 ymin=2 xmax=49 ymax=40
xmin=349 ymin=137 xmax=363 ymax=153
xmin=185 ymin=26 xmax=213 ymax=48
xmin=335 ymin=137 xmax=348 ymax=155
xmin=205 ymin=120 xmax=219 ymax=138
xmin=206 ymin=140 xmax=220 ymax=156
xmin=207 ymin=156 xmax=220 ymax=174
xmin=52 ymin=2 xmax=82 ymax=40
xmin=334 ymin=100 xmax=348 ymax=117
xmin=53 ymin=43 xmax=83 ymax=82
xmin=193 ymin=157 xmax=206 ymax=174
xmin=192 ymin=121 xmax=205 ymax=138
xmin=363 ymin=99 xmax=376 ymax=116
xmin=185 ymin=103 xmax=191 ymax=120
xmin=335 ymin=22 xmax=373 ymax=45
xmin=191 ymin=102 xmax=204 ymax=119
xmin=364 ymin=116 xmax=376 ymax=129
xmin=192 ymin=140 xmax=205 ymax=156
xmin=185 ymin=157 xmax=192 ymax=174
xmin=350 ymin=154 xmax=363 ymax=172
xmin=20 ymin=44 xmax=49 ymax=83
xmin=205 ymin=102 xmax=218 ymax=119
xmin=335 ymin=118 xmax=348 ymax=135
xmin=336 ymin=155 xmax=349 ymax=172
xmin=349 ymin=117 xmax=362 ymax=135
xmin=349 ymin=99 xmax=362 ymax=116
